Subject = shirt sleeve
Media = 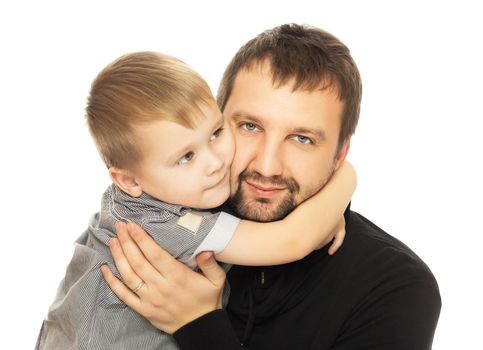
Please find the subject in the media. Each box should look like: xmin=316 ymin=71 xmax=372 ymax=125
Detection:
xmin=143 ymin=210 xmax=240 ymax=269
xmin=173 ymin=310 xmax=242 ymax=350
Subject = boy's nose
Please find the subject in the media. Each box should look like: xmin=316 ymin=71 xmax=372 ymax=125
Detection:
xmin=206 ymin=150 xmax=224 ymax=175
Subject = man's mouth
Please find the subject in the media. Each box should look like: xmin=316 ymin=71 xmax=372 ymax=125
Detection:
xmin=245 ymin=180 xmax=285 ymax=198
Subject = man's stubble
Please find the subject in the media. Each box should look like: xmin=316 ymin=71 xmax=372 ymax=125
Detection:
xmin=228 ymin=166 xmax=335 ymax=223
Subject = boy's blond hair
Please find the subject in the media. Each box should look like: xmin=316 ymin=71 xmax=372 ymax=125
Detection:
xmin=86 ymin=51 xmax=214 ymax=169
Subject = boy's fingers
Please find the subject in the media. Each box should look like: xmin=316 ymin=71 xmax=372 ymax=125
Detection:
xmin=100 ymin=264 xmax=142 ymax=313
xmin=328 ymin=228 xmax=345 ymax=255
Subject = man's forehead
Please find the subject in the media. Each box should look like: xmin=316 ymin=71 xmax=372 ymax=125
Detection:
xmin=241 ymin=58 xmax=340 ymax=96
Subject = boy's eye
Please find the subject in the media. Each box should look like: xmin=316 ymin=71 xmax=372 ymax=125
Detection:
xmin=241 ymin=123 xmax=258 ymax=132
xmin=210 ymin=127 xmax=223 ymax=141
xmin=292 ymin=135 xmax=312 ymax=144
xmin=178 ymin=151 xmax=194 ymax=165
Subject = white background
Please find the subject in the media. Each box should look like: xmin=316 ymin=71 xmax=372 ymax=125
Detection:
xmin=1 ymin=1 xmax=481 ymax=348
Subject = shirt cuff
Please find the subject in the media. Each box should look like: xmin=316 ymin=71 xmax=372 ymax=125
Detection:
xmin=173 ymin=310 xmax=241 ymax=350
xmin=192 ymin=212 xmax=240 ymax=257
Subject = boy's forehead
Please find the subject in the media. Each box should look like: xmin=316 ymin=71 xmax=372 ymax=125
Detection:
xmin=132 ymin=120 xmax=192 ymax=161
xmin=135 ymin=109 xmax=221 ymax=136
xmin=184 ymin=99 xmax=221 ymax=123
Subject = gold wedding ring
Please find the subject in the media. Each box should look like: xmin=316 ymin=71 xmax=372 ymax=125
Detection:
xmin=132 ymin=280 xmax=145 ymax=293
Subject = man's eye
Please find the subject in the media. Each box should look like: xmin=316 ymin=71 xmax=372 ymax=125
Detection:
xmin=210 ymin=127 xmax=223 ymax=141
xmin=241 ymin=123 xmax=258 ymax=132
xmin=178 ymin=151 xmax=194 ymax=165
xmin=293 ymin=135 xmax=312 ymax=144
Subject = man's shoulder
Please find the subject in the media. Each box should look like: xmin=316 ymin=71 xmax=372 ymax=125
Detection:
xmin=346 ymin=210 xmax=423 ymax=258
xmin=342 ymin=210 xmax=438 ymax=287
xmin=328 ymin=211 xmax=441 ymax=346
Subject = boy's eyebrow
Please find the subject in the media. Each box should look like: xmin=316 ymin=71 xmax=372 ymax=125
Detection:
xmin=166 ymin=142 xmax=193 ymax=163
xmin=215 ymin=113 xmax=225 ymax=127
xmin=166 ymin=113 xmax=224 ymax=164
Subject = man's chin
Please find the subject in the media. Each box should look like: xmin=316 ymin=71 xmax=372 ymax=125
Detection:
xmin=229 ymin=195 xmax=296 ymax=222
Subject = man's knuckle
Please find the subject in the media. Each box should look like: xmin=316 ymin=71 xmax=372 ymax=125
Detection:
xmin=151 ymin=298 xmax=163 ymax=308
xmin=132 ymin=260 xmax=144 ymax=271
xmin=149 ymin=251 xmax=162 ymax=262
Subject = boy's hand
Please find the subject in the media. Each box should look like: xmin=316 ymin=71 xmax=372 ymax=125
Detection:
xmin=100 ymin=221 xmax=225 ymax=334
xmin=327 ymin=216 xmax=345 ymax=255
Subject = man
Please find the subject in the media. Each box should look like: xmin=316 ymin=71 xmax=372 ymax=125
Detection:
xmin=103 ymin=23 xmax=441 ymax=349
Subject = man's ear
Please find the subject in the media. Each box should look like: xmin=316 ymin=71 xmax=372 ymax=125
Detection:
xmin=108 ymin=167 xmax=143 ymax=197
xmin=334 ymin=139 xmax=351 ymax=171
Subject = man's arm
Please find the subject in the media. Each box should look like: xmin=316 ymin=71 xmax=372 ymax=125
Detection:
xmin=173 ymin=310 xmax=241 ymax=349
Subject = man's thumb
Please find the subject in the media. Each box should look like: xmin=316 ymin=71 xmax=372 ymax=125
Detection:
xmin=196 ymin=252 xmax=225 ymax=287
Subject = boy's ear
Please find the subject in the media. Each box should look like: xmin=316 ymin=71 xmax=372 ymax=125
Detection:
xmin=334 ymin=139 xmax=351 ymax=171
xmin=108 ymin=167 xmax=143 ymax=197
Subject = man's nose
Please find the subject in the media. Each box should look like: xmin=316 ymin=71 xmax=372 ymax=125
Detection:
xmin=252 ymin=138 xmax=283 ymax=178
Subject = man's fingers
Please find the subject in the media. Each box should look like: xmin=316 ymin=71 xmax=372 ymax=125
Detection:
xmin=126 ymin=221 xmax=179 ymax=277
xmin=100 ymin=264 xmax=142 ymax=313
xmin=195 ymin=252 xmax=225 ymax=288
xmin=114 ymin=222 xmax=160 ymax=284
xmin=108 ymin=238 xmax=144 ymax=290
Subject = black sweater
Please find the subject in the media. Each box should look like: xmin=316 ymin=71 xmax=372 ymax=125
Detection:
xmin=174 ymin=209 xmax=441 ymax=349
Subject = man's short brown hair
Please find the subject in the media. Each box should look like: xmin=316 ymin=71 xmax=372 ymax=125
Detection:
xmin=217 ymin=23 xmax=362 ymax=153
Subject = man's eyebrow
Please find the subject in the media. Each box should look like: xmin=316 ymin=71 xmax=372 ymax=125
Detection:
xmin=230 ymin=113 xmax=262 ymax=124
xmin=230 ymin=112 xmax=326 ymax=141
xmin=289 ymin=127 xmax=327 ymax=141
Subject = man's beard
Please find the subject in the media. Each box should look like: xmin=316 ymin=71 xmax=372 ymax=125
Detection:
xmin=229 ymin=161 xmax=337 ymax=222
xmin=228 ymin=169 xmax=301 ymax=222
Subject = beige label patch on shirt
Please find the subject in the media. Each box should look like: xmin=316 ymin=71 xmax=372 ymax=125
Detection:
xmin=177 ymin=212 xmax=203 ymax=234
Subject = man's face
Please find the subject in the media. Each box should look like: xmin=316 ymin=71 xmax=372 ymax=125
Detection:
xmin=224 ymin=62 xmax=348 ymax=222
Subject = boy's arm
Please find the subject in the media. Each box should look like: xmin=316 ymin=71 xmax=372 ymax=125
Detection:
xmin=215 ymin=161 xmax=356 ymax=265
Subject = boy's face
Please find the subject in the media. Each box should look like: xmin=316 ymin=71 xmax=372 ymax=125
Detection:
xmin=132 ymin=101 xmax=234 ymax=209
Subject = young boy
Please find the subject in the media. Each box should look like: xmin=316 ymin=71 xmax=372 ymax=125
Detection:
xmin=38 ymin=52 xmax=356 ymax=349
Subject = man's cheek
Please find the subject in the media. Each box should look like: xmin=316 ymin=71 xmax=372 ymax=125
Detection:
xmin=229 ymin=158 xmax=249 ymax=193
xmin=229 ymin=170 xmax=242 ymax=196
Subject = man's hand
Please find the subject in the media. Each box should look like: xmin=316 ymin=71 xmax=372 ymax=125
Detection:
xmin=100 ymin=221 xmax=225 ymax=334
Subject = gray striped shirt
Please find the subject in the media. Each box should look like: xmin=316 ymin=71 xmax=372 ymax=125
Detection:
xmin=38 ymin=184 xmax=239 ymax=349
